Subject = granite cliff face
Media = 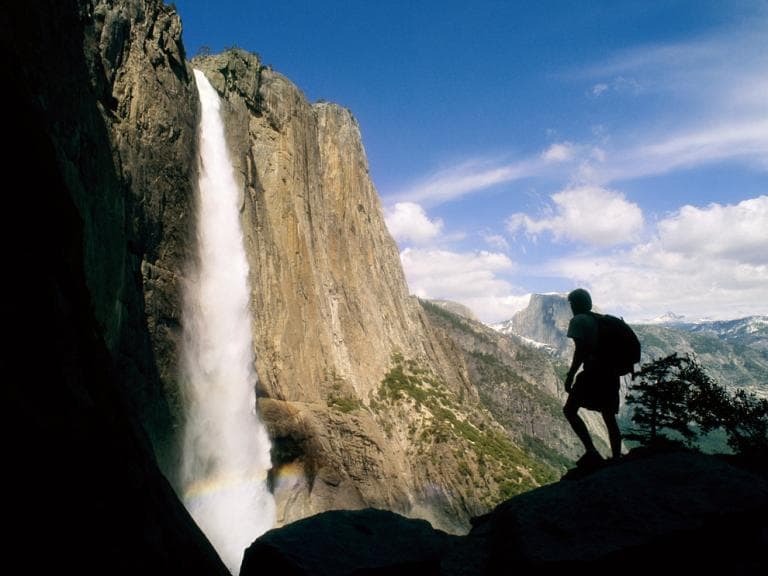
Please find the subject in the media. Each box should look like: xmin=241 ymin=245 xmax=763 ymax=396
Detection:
xmin=88 ymin=0 xmax=200 ymax=470
xmin=192 ymin=50 xmax=462 ymax=405
xmin=191 ymin=51 xmax=557 ymax=530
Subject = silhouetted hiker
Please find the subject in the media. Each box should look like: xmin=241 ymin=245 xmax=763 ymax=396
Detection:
xmin=563 ymin=288 xmax=622 ymax=465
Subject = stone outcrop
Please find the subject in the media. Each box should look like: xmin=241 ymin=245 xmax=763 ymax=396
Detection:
xmin=241 ymin=509 xmax=459 ymax=576
xmin=448 ymin=450 xmax=768 ymax=572
xmin=239 ymin=451 xmax=768 ymax=575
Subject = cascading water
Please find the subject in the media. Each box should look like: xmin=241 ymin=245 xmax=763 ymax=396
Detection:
xmin=180 ymin=69 xmax=276 ymax=574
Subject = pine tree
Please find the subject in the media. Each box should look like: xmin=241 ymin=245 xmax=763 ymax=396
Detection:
xmin=681 ymin=358 xmax=730 ymax=435
xmin=627 ymin=353 xmax=767 ymax=456
xmin=724 ymin=389 xmax=768 ymax=455
xmin=625 ymin=353 xmax=695 ymax=446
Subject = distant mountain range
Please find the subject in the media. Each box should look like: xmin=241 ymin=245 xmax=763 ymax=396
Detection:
xmin=652 ymin=316 xmax=768 ymax=348
xmin=492 ymin=295 xmax=768 ymax=398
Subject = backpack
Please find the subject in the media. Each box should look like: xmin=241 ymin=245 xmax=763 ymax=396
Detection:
xmin=589 ymin=312 xmax=641 ymax=376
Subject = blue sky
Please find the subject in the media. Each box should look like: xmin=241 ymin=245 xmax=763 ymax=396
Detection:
xmin=175 ymin=0 xmax=768 ymax=323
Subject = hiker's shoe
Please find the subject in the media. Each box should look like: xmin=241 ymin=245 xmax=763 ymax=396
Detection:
xmin=576 ymin=450 xmax=603 ymax=468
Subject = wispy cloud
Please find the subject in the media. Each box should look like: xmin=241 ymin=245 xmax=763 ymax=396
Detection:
xmin=390 ymin=17 xmax=767 ymax=205
xmin=581 ymin=119 xmax=768 ymax=184
xmin=578 ymin=18 xmax=768 ymax=181
xmin=578 ymin=19 xmax=767 ymax=97
xmin=389 ymin=157 xmax=539 ymax=206
xmin=482 ymin=232 xmax=510 ymax=251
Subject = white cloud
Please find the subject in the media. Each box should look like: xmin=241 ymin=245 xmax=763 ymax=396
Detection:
xmin=399 ymin=248 xmax=528 ymax=323
xmin=542 ymin=142 xmax=576 ymax=162
xmin=540 ymin=196 xmax=768 ymax=321
xmin=550 ymin=252 xmax=768 ymax=322
xmin=506 ymin=186 xmax=644 ymax=246
xmin=384 ymin=202 xmax=443 ymax=245
xmin=657 ymin=196 xmax=768 ymax=264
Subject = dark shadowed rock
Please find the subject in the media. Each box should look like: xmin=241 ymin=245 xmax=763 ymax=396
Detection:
xmin=445 ymin=450 xmax=767 ymax=573
xmin=241 ymin=509 xmax=459 ymax=576
xmin=3 ymin=1 xmax=226 ymax=573
xmin=239 ymin=452 xmax=766 ymax=575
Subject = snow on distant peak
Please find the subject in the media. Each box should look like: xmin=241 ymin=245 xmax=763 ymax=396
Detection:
xmin=517 ymin=335 xmax=555 ymax=350
xmin=646 ymin=312 xmax=687 ymax=325
xmin=491 ymin=319 xmax=513 ymax=333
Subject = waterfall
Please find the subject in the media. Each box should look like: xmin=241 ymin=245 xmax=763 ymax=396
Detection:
xmin=180 ymin=69 xmax=276 ymax=574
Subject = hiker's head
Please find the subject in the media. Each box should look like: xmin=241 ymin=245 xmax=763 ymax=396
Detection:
xmin=568 ymin=288 xmax=592 ymax=315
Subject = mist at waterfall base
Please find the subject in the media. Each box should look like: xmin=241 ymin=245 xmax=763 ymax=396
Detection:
xmin=180 ymin=69 xmax=276 ymax=573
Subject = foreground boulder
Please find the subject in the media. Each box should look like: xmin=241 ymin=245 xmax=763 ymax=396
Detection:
xmin=241 ymin=509 xmax=459 ymax=575
xmin=242 ymin=451 xmax=767 ymax=575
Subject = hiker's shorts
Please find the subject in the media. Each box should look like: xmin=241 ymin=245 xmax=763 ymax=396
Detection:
xmin=570 ymin=369 xmax=620 ymax=414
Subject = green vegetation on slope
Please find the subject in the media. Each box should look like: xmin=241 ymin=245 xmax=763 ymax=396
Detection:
xmin=375 ymin=354 xmax=559 ymax=506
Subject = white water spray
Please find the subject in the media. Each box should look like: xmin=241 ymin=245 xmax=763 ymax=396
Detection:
xmin=180 ymin=69 xmax=276 ymax=574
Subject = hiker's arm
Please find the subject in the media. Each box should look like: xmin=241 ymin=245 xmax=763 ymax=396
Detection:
xmin=565 ymin=339 xmax=587 ymax=392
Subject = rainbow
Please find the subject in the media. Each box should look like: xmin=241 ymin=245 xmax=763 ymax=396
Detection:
xmin=184 ymin=469 xmax=269 ymax=501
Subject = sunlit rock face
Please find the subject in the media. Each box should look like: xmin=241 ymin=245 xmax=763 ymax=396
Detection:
xmin=193 ymin=50 xmax=459 ymax=406
xmin=192 ymin=50 xmax=484 ymax=531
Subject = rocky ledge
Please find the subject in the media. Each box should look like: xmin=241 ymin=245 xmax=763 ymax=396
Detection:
xmin=241 ymin=450 xmax=767 ymax=575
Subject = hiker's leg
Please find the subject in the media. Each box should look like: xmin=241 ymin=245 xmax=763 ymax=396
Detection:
xmin=563 ymin=397 xmax=596 ymax=453
xmin=602 ymin=411 xmax=621 ymax=459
